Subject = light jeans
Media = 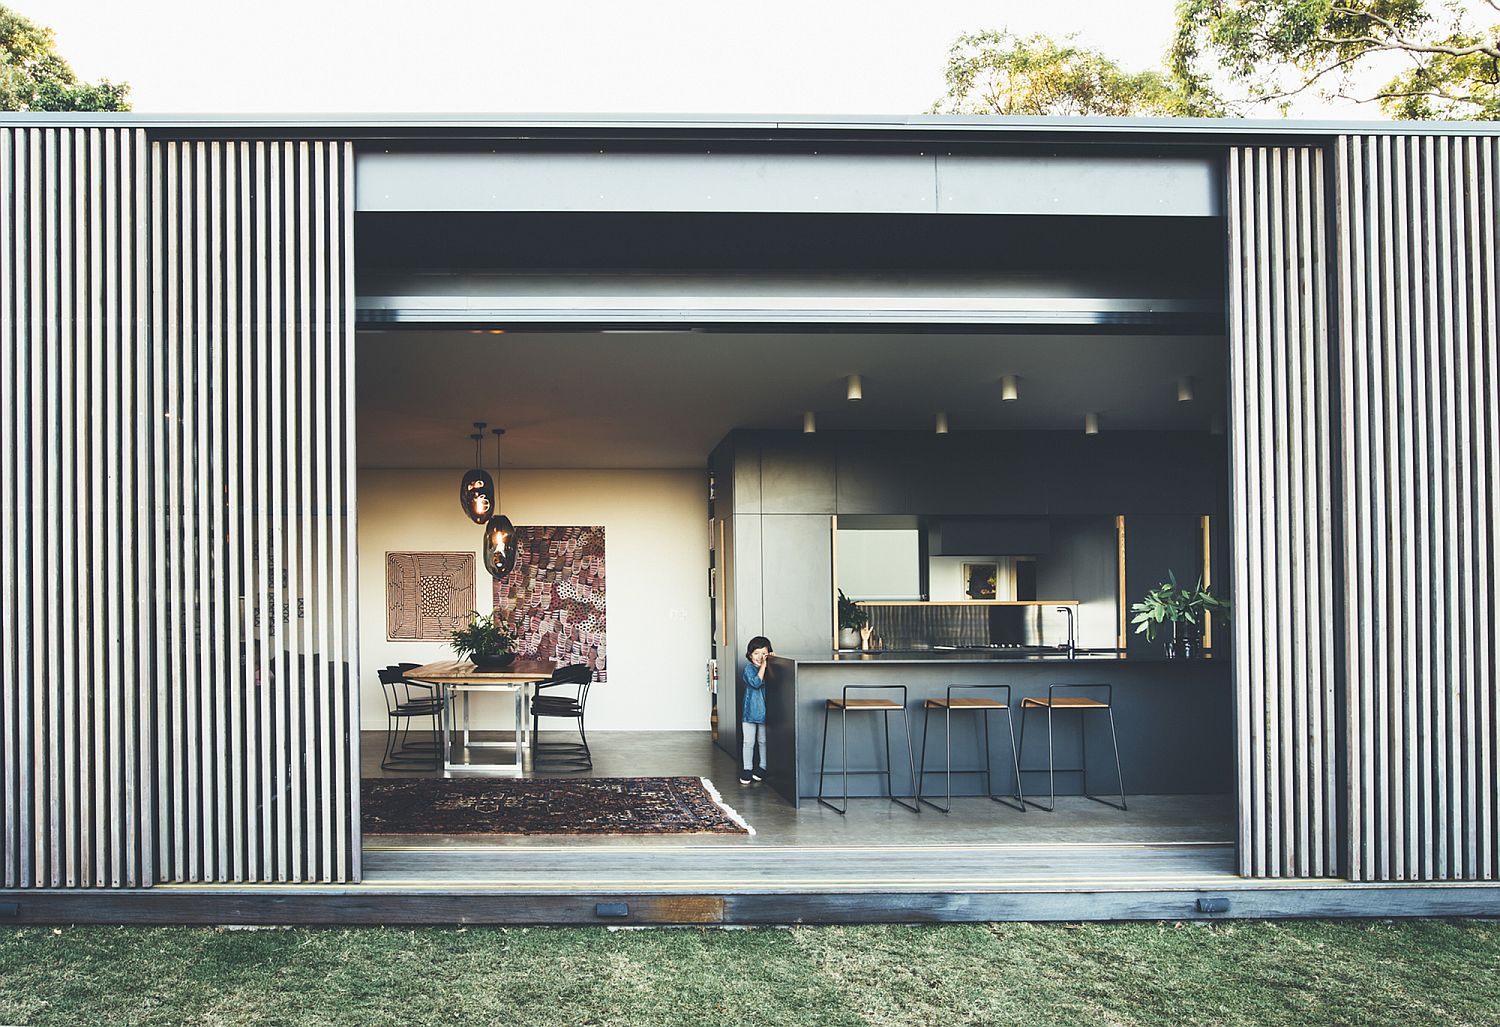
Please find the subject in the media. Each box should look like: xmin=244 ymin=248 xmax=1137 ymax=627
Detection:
xmin=742 ymin=722 xmax=767 ymax=771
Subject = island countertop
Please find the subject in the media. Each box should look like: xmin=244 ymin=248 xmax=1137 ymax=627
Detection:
xmin=774 ymin=649 xmax=1219 ymax=665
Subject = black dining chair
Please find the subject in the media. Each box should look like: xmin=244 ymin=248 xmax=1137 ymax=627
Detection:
xmin=377 ymin=665 xmax=442 ymax=771
xmin=394 ymin=662 xmax=440 ymax=755
xmin=530 ymin=663 xmax=596 ymax=771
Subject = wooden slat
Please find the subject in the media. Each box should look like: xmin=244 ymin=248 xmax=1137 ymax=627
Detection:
xmin=1 ymin=128 xmax=17 ymax=889
xmin=1227 ymin=146 xmax=1338 ymax=878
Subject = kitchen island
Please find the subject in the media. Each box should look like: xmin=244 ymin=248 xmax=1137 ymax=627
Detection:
xmin=761 ymin=651 xmax=1231 ymax=808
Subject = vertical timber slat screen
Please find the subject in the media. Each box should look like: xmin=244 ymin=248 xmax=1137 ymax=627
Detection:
xmin=0 ymin=128 xmax=359 ymax=888
xmin=1336 ymin=135 xmax=1500 ymax=882
xmin=1227 ymin=146 xmax=1340 ymax=878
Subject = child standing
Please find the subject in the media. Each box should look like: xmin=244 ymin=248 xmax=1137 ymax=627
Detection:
xmin=739 ymin=636 xmax=773 ymax=785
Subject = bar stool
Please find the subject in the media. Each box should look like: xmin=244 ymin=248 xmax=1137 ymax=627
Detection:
xmin=816 ymin=685 xmax=920 ymax=814
xmin=917 ymin=684 xmax=1025 ymax=813
xmin=1016 ymin=683 xmax=1126 ymax=812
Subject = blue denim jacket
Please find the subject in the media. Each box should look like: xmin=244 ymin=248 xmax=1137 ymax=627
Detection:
xmin=741 ymin=661 xmax=767 ymax=724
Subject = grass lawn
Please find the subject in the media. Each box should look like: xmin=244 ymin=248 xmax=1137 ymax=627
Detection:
xmin=1 ymin=920 xmax=1498 ymax=1026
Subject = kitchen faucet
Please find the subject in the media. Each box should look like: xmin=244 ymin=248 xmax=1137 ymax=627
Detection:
xmin=1057 ymin=605 xmax=1076 ymax=658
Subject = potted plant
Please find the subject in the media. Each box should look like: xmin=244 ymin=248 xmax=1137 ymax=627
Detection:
xmin=1129 ymin=571 xmax=1230 ymax=658
xmin=837 ymin=589 xmax=869 ymax=650
xmin=449 ymin=610 xmax=517 ymax=669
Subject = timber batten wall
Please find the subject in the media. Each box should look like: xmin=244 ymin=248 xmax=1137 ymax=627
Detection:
xmin=1226 ymin=146 xmax=1340 ymax=879
xmin=0 ymin=128 xmax=360 ymax=887
xmin=1335 ymin=135 xmax=1500 ymax=882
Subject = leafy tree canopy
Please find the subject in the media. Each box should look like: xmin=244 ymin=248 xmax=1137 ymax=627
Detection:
xmin=1 ymin=4 xmax=129 ymax=111
xmin=1171 ymin=0 xmax=1500 ymax=119
xmin=932 ymin=30 xmax=1190 ymax=116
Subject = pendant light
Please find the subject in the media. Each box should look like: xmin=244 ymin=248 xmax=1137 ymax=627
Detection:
xmin=482 ymin=428 xmax=518 ymax=579
xmin=845 ymin=374 xmax=863 ymax=401
xmin=1000 ymin=374 xmax=1019 ymax=402
xmin=458 ymin=422 xmax=494 ymax=524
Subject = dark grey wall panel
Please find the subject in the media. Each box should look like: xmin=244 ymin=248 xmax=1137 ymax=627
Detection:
xmin=759 ymin=515 xmax=835 ymax=656
xmin=1227 ymin=146 xmax=1339 ymax=879
xmin=1335 ymin=135 xmax=1500 ymax=883
xmin=0 ymin=130 xmax=359 ymax=888
xmin=759 ymin=441 xmax=836 ymax=515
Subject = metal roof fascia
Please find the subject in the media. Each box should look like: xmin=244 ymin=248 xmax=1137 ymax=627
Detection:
xmin=2 ymin=111 xmax=1500 ymax=140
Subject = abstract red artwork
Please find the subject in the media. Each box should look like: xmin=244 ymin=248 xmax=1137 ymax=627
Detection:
xmin=493 ymin=526 xmax=606 ymax=680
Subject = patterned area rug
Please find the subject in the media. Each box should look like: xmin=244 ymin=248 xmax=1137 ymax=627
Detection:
xmin=361 ymin=776 xmax=753 ymax=836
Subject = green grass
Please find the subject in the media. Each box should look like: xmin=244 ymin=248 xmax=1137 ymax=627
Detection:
xmin=1 ymin=920 xmax=1498 ymax=1026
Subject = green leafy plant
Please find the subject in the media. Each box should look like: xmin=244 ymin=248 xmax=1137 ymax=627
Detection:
xmin=837 ymin=589 xmax=870 ymax=631
xmin=449 ymin=610 xmax=515 ymax=661
xmin=1129 ymin=571 xmax=1230 ymax=642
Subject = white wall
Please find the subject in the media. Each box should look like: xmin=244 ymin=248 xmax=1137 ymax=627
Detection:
xmin=928 ymin=556 xmax=1018 ymax=601
xmin=357 ymin=468 xmax=709 ymax=732
xmin=834 ymin=528 xmax=921 ymax=600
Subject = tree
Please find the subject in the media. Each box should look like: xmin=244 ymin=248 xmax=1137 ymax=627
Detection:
xmin=932 ymin=30 xmax=1190 ymax=116
xmin=1 ymin=4 xmax=129 ymax=111
xmin=1171 ymin=0 xmax=1500 ymax=119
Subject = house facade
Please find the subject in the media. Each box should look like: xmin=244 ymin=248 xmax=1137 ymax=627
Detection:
xmin=1 ymin=113 xmax=1497 ymax=921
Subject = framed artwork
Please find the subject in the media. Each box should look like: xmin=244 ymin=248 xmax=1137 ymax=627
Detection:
xmin=494 ymin=526 xmax=607 ymax=680
xmin=386 ymin=551 xmax=476 ymax=641
xmin=963 ymin=562 xmax=999 ymax=601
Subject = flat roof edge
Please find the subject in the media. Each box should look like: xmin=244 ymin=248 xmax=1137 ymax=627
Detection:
xmin=1 ymin=111 xmax=1498 ymax=138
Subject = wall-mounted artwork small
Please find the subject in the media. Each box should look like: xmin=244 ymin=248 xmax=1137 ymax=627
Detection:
xmin=494 ymin=526 xmax=607 ymax=680
xmin=963 ymin=562 xmax=999 ymax=601
xmin=386 ymin=551 xmax=476 ymax=641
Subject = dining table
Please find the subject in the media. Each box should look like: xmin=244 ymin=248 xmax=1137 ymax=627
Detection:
xmin=403 ymin=658 xmax=558 ymax=776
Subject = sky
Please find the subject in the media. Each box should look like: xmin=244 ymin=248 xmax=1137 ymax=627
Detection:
xmin=22 ymin=0 xmax=1188 ymax=115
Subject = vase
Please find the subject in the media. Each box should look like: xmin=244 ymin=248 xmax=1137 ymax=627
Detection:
xmin=838 ymin=627 xmax=862 ymax=650
xmin=471 ymin=652 xmax=517 ymax=670
xmin=1164 ymin=622 xmax=1199 ymax=659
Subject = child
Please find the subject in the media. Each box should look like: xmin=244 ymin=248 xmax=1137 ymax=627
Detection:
xmin=739 ymin=636 xmax=774 ymax=785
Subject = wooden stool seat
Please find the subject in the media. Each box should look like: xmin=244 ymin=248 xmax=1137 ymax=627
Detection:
xmin=827 ymin=697 xmax=904 ymax=710
xmin=925 ymin=697 xmax=1008 ymax=710
xmin=1021 ymin=696 xmax=1109 ymax=710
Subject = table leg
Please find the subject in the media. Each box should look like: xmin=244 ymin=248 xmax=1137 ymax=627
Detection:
xmin=441 ymin=683 xmax=452 ymax=776
xmin=513 ymin=686 xmax=523 ymax=775
xmin=463 ymin=690 xmax=471 ymax=754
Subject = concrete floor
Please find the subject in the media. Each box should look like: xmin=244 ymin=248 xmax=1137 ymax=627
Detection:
xmin=361 ymin=729 xmax=1234 ymax=848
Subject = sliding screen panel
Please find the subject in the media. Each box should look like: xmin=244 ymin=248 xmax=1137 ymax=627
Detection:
xmin=1335 ymin=135 xmax=1500 ymax=882
xmin=2 ymin=128 xmax=155 ymax=887
xmin=0 ymin=129 xmax=358 ymax=888
xmin=151 ymin=138 xmax=359 ymax=885
xmin=1227 ymin=146 xmax=1339 ymax=878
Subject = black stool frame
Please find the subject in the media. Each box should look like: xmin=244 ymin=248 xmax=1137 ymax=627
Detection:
xmin=1016 ymin=682 xmax=1126 ymax=812
xmin=916 ymin=684 xmax=1025 ymax=814
xmin=816 ymin=684 xmax=920 ymax=815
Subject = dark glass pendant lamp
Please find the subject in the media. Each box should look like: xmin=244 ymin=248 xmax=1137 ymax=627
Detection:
xmin=459 ymin=422 xmax=494 ymax=524
xmin=482 ymin=427 xmax=518 ymax=579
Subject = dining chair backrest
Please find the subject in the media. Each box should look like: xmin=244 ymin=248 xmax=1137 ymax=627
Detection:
xmin=376 ymin=665 xmax=410 ymax=715
xmin=549 ymin=663 xmax=594 ymax=687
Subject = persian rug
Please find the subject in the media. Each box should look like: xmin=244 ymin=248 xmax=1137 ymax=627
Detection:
xmin=361 ymin=776 xmax=753 ymax=836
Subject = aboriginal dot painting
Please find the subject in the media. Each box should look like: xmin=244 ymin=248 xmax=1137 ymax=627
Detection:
xmin=493 ymin=526 xmax=606 ymax=681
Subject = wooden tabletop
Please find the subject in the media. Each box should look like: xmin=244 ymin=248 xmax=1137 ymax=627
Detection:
xmin=403 ymin=659 xmax=558 ymax=685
